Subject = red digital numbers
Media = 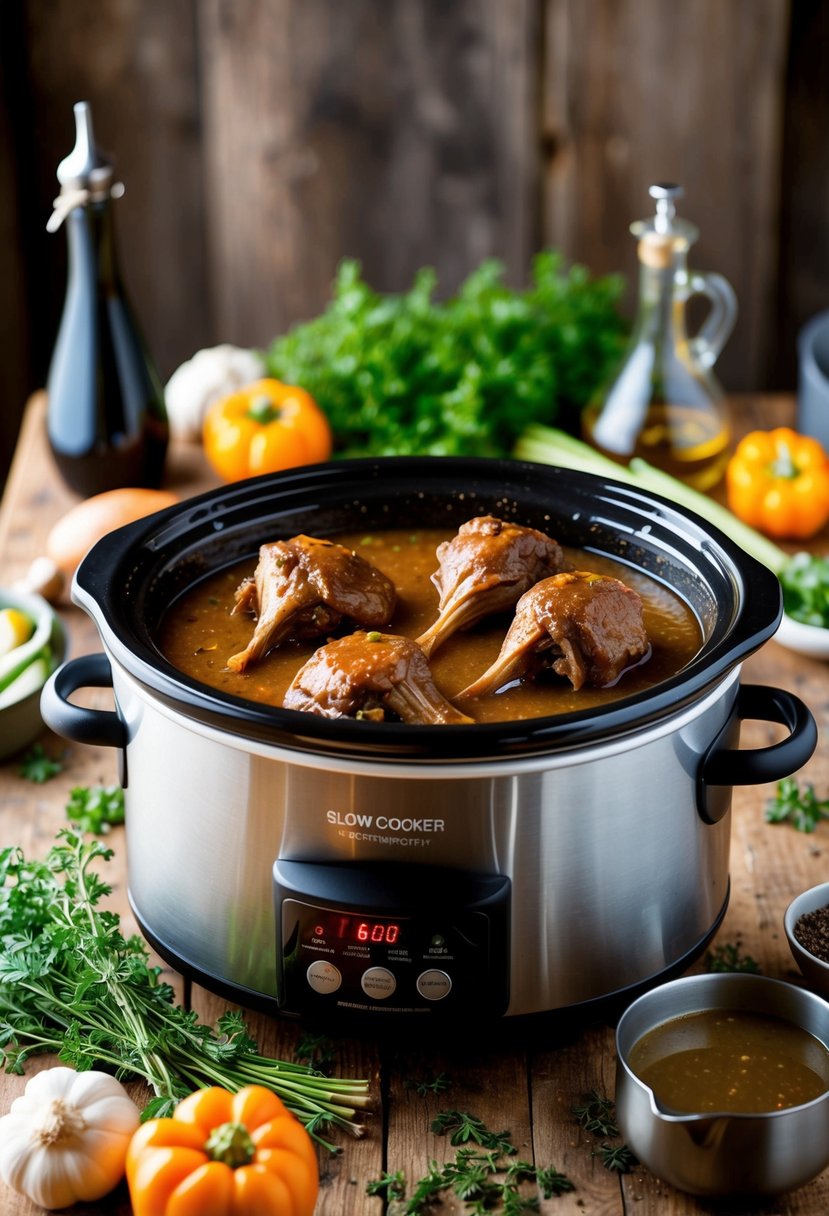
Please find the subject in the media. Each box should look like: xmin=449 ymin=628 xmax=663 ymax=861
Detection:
xmin=357 ymin=921 xmax=400 ymax=944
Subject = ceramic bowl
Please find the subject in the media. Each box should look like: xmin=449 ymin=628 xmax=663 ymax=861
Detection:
xmin=615 ymin=973 xmax=829 ymax=1198
xmin=775 ymin=612 xmax=829 ymax=661
xmin=785 ymin=882 xmax=829 ymax=996
xmin=0 ymin=587 xmax=67 ymax=762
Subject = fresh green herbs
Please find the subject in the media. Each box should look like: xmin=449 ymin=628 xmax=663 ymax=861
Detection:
xmin=572 ymin=1090 xmax=619 ymax=1138
xmin=367 ymin=1112 xmax=573 ymax=1212
xmin=430 ymin=1110 xmax=515 ymax=1154
xmin=65 ymin=784 xmax=125 ymax=834
xmin=404 ymin=1070 xmax=452 ymax=1097
xmin=705 ymin=941 xmax=762 ymax=974
xmin=266 ymin=255 xmax=626 ymax=460
xmin=17 ymin=744 xmax=63 ymax=783
xmin=765 ymin=777 xmax=829 ymax=833
xmin=0 ymin=831 xmax=370 ymax=1147
xmin=780 ymin=552 xmax=829 ymax=627
xmin=572 ymin=1090 xmax=636 ymax=1175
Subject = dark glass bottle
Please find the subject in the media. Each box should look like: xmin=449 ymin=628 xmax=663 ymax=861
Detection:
xmin=46 ymin=101 xmax=168 ymax=496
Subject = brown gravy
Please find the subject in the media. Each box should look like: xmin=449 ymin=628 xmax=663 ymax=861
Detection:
xmin=629 ymin=1009 xmax=829 ymax=1114
xmin=158 ymin=527 xmax=702 ymax=723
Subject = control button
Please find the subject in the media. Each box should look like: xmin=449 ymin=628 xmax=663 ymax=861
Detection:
xmin=361 ymin=966 xmax=397 ymax=1000
xmin=306 ymin=960 xmax=342 ymax=994
xmin=417 ymin=969 xmax=452 ymax=1001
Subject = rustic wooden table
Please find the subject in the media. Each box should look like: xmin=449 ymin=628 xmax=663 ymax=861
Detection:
xmin=1 ymin=393 xmax=828 ymax=1216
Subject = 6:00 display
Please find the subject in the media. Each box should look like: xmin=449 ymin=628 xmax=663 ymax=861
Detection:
xmin=318 ymin=917 xmax=402 ymax=944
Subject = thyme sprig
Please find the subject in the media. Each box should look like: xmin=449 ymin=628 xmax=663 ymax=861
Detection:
xmin=368 ymin=1115 xmax=574 ymax=1212
xmin=0 ymin=831 xmax=370 ymax=1148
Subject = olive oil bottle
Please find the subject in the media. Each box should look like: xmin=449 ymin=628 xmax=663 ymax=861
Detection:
xmin=583 ymin=183 xmax=736 ymax=491
xmin=45 ymin=102 xmax=168 ymax=496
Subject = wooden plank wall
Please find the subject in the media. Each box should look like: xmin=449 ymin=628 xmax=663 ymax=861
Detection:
xmin=1 ymin=0 xmax=825 ymax=490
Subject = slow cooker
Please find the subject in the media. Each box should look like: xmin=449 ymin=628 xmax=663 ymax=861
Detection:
xmin=41 ymin=458 xmax=816 ymax=1023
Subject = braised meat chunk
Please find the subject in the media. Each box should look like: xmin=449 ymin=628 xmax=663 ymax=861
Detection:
xmin=283 ymin=631 xmax=474 ymax=724
xmin=416 ymin=515 xmax=566 ymax=658
xmin=227 ymin=535 xmax=396 ymax=672
xmin=459 ymin=571 xmax=650 ymax=697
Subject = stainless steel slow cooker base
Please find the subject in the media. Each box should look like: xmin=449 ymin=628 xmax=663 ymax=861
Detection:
xmin=40 ymin=457 xmax=817 ymax=1023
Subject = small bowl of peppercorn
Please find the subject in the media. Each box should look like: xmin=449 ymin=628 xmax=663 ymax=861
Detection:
xmin=785 ymin=882 xmax=829 ymax=996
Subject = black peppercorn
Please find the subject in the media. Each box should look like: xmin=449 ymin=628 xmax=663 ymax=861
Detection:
xmin=794 ymin=904 xmax=829 ymax=962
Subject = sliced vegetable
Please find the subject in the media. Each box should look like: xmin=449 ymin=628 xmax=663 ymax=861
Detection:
xmin=0 ymin=1066 xmax=140 ymax=1210
xmin=126 ymin=1084 xmax=319 ymax=1216
xmin=0 ymin=656 xmax=49 ymax=710
xmin=0 ymin=608 xmax=34 ymax=658
xmin=725 ymin=427 xmax=829 ymax=540
xmin=203 ymin=378 xmax=332 ymax=481
xmin=0 ymin=602 xmax=59 ymax=698
xmin=514 ymin=425 xmax=790 ymax=574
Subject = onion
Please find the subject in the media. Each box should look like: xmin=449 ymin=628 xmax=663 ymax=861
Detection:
xmin=45 ymin=488 xmax=179 ymax=580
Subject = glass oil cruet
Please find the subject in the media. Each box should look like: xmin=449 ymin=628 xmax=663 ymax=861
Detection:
xmin=582 ymin=183 xmax=737 ymax=490
xmin=45 ymin=101 xmax=168 ymax=496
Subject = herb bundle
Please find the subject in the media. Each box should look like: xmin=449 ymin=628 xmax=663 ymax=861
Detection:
xmin=266 ymin=254 xmax=626 ymax=459
xmin=0 ymin=831 xmax=370 ymax=1148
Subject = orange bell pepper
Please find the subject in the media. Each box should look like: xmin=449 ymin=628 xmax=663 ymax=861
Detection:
xmin=126 ymin=1085 xmax=319 ymax=1216
xmin=725 ymin=427 xmax=829 ymax=540
xmin=203 ymin=378 xmax=332 ymax=481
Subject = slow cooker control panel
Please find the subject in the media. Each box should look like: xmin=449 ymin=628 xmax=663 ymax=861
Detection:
xmin=274 ymin=860 xmax=510 ymax=1019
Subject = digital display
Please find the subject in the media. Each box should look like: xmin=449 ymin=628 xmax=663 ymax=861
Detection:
xmin=312 ymin=914 xmax=403 ymax=946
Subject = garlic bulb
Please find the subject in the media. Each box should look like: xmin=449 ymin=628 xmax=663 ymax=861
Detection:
xmin=0 ymin=1067 xmax=141 ymax=1210
xmin=164 ymin=344 xmax=266 ymax=440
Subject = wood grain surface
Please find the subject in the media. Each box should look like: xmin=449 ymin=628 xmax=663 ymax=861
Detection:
xmin=1 ymin=393 xmax=829 ymax=1215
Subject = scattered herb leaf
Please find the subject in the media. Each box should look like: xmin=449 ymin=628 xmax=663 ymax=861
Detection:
xmin=705 ymin=941 xmax=762 ymax=974
xmin=404 ymin=1070 xmax=452 ymax=1097
xmin=368 ymin=1120 xmax=573 ymax=1213
xmin=431 ymin=1109 xmax=516 ymax=1154
xmin=573 ymin=1090 xmax=636 ymax=1176
xmin=294 ymin=1031 xmax=337 ymax=1073
xmin=0 ymin=830 xmax=370 ymax=1148
xmin=366 ymin=1170 xmax=406 ymax=1199
xmin=765 ymin=776 xmax=829 ymax=834
xmin=17 ymin=744 xmax=63 ymax=783
xmin=65 ymin=784 xmax=125 ymax=835
xmin=572 ymin=1090 xmax=619 ymax=1138
xmin=597 ymin=1142 xmax=637 ymax=1173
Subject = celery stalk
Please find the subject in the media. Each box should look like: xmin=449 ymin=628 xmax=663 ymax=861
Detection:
xmin=514 ymin=424 xmax=788 ymax=574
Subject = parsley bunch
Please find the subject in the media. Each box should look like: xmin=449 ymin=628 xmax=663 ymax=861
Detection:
xmin=266 ymin=254 xmax=626 ymax=459
xmin=0 ymin=831 xmax=369 ymax=1147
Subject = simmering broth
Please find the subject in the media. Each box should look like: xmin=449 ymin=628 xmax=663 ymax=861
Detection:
xmin=629 ymin=1009 xmax=829 ymax=1114
xmin=159 ymin=526 xmax=702 ymax=723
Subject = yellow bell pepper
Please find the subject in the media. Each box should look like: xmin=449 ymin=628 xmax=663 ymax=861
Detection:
xmin=203 ymin=378 xmax=332 ymax=481
xmin=126 ymin=1085 xmax=319 ymax=1216
xmin=725 ymin=427 xmax=829 ymax=540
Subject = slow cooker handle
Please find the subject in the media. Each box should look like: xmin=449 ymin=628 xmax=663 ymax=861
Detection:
xmin=698 ymin=684 xmax=818 ymax=825
xmin=40 ymin=653 xmax=127 ymax=750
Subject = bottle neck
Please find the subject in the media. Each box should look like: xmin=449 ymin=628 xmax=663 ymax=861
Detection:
xmin=631 ymin=253 xmax=688 ymax=342
xmin=64 ymin=199 xmax=120 ymax=287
